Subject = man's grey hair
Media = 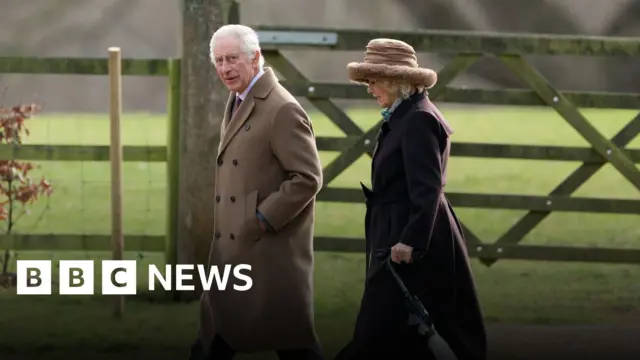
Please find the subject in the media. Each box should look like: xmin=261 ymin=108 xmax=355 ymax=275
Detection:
xmin=209 ymin=24 xmax=265 ymax=68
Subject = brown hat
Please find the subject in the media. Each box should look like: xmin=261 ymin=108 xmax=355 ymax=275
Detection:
xmin=346 ymin=38 xmax=437 ymax=89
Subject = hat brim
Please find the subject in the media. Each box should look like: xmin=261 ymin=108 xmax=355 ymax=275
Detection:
xmin=347 ymin=62 xmax=437 ymax=89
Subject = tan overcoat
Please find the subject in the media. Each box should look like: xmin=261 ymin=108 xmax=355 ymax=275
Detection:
xmin=197 ymin=68 xmax=323 ymax=354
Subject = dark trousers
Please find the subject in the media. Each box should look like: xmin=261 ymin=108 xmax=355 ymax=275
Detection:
xmin=189 ymin=336 xmax=324 ymax=360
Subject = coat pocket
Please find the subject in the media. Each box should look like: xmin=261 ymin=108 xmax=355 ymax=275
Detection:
xmin=239 ymin=189 xmax=263 ymax=244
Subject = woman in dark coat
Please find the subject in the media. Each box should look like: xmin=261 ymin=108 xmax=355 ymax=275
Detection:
xmin=335 ymin=38 xmax=488 ymax=360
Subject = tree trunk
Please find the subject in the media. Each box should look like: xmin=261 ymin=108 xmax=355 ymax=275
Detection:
xmin=177 ymin=0 xmax=238 ymax=301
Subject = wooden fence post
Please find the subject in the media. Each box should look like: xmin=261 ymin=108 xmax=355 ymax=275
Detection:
xmin=108 ymin=46 xmax=124 ymax=317
xmin=166 ymin=58 xmax=181 ymax=300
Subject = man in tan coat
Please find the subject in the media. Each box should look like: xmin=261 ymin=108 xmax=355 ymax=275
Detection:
xmin=188 ymin=25 xmax=325 ymax=360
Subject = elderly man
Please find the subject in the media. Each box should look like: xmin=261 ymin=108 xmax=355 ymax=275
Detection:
xmin=188 ymin=24 xmax=325 ymax=360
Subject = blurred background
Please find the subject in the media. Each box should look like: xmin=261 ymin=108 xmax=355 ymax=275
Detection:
xmin=0 ymin=1 xmax=639 ymax=359
xmin=1 ymin=0 xmax=639 ymax=111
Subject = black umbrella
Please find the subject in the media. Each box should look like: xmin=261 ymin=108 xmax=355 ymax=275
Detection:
xmin=382 ymin=251 xmax=458 ymax=360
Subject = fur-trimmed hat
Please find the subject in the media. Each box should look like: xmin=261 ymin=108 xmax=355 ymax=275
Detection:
xmin=346 ymin=38 xmax=437 ymax=89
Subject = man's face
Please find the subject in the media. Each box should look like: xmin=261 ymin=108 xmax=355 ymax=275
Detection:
xmin=213 ymin=36 xmax=259 ymax=94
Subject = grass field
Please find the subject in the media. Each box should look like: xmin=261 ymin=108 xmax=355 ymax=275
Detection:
xmin=1 ymin=103 xmax=639 ymax=359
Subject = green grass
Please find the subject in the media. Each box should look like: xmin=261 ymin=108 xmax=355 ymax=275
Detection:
xmin=1 ymin=104 xmax=640 ymax=358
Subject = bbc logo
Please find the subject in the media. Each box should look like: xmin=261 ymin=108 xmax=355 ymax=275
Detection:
xmin=17 ymin=260 xmax=137 ymax=295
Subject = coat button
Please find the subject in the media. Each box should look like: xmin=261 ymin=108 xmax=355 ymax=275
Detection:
xmin=215 ymin=195 xmax=220 ymax=202
xmin=232 ymin=159 xmax=238 ymax=166
xmin=230 ymin=196 xmax=236 ymax=202
xmin=230 ymin=233 xmax=235 ymax=240
xmin=217 ymin=158 xmax=223 ymax=165
xmin=214 ymin=232 xmax=221 ymax=239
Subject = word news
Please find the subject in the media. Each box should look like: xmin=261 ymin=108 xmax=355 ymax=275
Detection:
xmin=16 ymin=260 xmax=253 ymax=295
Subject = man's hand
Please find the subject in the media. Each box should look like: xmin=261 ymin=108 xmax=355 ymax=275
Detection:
xmin=391 ymin=242 xmax=413 ymax=264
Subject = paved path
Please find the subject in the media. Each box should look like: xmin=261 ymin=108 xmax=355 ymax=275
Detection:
xmin=487 ymin=324 xmax=640 ymax=359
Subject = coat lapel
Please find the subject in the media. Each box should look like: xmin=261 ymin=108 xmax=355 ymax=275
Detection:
xmin=218 ymin=94 xmax=255 ymax=156
xmin=371 ymin=122 xmax=385 ymax=161
xmin=370 ymin=93 xmax=424 ymax=182
xmin=219 ymin=92 xmax=234 ymax=141
xmin=217 ymin=68 xmax=278 ymax=160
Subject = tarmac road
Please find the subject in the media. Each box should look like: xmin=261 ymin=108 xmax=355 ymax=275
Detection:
xmin=487 ymin=324 xmax=640 ymax=360
xmin=5 ymin=324 xmax=640 ymax=360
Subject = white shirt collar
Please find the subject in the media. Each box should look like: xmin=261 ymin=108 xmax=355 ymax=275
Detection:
xmin=237 ymin=68 xmax=265 ymax=101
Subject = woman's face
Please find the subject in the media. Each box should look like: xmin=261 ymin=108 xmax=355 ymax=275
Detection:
xmin=366 ymin=79 xmax=396 ymax=108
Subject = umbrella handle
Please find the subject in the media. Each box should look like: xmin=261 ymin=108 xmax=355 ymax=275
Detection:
xmin=385 ymin=256 xmax=412 ymax=298
xmin=378 ymin=250 xmax=459 ymax=360
xmin=375 ymin=247 xmax=424 ymax=298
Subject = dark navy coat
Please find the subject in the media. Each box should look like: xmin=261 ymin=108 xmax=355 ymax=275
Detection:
xmin=336 ymin=91 xmax=488 ymax=360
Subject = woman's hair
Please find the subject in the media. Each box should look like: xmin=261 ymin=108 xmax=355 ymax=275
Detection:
xmin=373 ymin=80 xmax=426 ymax=100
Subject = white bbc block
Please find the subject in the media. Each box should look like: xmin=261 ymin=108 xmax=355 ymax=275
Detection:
xmin=101 ymin=260 xmax=137 ymax=295
xmin=16 ymin=260 xmax=51 ymax=295
xmin=59 ymin=260 xmax=94 ymax=295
